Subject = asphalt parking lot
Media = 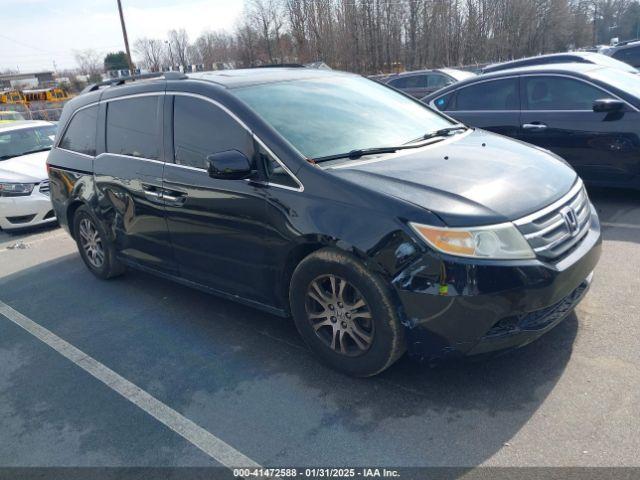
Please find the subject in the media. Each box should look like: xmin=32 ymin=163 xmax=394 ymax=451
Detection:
xmin=0 ymin=187 xmax=639 ymax=471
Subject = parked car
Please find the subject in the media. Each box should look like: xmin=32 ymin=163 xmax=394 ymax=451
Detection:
xmin=482 ymin=51 xmax=638 ymax=74
xmin=0 ymin=110 xmax=26 ymax=123
xmin=423 ymin=63 xmax=640 ymax=189
xmin=601 ymin=40 xmax=640 ymax=68
xmin=48 ymin=69 xmax=601 ymax=376
xmin=382 ymin=68 xmax=476 ymax=97
xmin=0 ymin=120 xmax=57 ymax=231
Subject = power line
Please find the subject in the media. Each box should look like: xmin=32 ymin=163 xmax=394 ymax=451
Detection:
xmin=0 ymin=45 xmax=124 ymax=58
xmin=0 ymin=33 xmax=60 ymax=55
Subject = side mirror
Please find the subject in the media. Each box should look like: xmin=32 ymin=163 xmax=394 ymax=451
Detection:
xmin=593 ymin=98 xmax=625 ymax=113
xmin=207 ymin=150 xmax=253 ymax=180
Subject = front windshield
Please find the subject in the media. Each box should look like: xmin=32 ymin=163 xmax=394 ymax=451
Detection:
xmin=234 ymin=75 xmax=452 ymax=159
xmin=0 ymin=125 xmax=57 ymax=160
xmin=589 ymin=67 xmax=640 ymax=101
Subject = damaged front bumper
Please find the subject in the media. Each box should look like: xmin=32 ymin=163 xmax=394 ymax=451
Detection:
xmin=392 ymin=211 xmax=602 ymax=362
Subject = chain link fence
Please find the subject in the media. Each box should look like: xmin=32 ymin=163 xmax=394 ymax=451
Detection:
xmin=23 ymin=107 xmax=64 ymax=121
xmin=1 ymin=102 xmax=66 ymax=122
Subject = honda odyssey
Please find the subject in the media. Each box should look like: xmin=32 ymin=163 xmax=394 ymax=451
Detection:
xmin=47 ymin=69 xmax=601 ymax=376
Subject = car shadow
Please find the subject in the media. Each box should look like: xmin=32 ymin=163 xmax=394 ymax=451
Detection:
xmin=587 ymin=186 xmax=640 ymax=244
xmin=0 ymin=222 xmax=59 ymax=240
xmin=0 ymin=254 xmax=578 ymax=467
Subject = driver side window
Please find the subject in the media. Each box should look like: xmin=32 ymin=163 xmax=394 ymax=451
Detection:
xmin=173 ymin=96 xmax=253 ymax=169
xmin=522 ymin=76 xmax=607 ymax=111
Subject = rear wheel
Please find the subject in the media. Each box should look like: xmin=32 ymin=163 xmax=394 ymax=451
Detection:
xmin=290 ymin=248 xmax=405 ymax=377
xmin=73 ymin=206 xmax=124 ymax=279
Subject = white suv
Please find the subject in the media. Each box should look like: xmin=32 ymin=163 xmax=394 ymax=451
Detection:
xmin=0 ymin=120 xmax=57 ymax=231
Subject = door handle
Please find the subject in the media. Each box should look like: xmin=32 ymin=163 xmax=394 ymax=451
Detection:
xmin=162 ymin=192 xmax=187 ymax=207
xmin=142 ymin=185 xmax=163 ymax=204
xmin=522 ymin=123 xmax=548 ymax=130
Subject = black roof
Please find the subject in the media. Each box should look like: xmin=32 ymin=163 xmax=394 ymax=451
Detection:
xmin=81 ymin=68 xmax=354 ymax=96
xmin=187 ymin=68 xmax=354 ymax=88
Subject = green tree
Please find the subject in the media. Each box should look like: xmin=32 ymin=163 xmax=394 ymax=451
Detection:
xmin=104 ymin=51 xmax=129 ymax=71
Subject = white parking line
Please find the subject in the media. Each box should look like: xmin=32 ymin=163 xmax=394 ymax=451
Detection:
xmin=0 ymin=299 xmax=261 ymax=470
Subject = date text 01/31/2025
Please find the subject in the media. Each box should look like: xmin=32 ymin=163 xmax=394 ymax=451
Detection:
xmin=233 ymin=467 xmax=401 ymax=478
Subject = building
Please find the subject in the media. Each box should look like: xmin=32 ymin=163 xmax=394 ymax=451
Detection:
xmin=0 ymin=71 xmax=55 ymax=89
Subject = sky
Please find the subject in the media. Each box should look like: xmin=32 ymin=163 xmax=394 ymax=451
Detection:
xmin=0 ymin=0 xmax=244 ymax=72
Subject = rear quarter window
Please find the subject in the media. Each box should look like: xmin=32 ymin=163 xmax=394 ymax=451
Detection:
xmin=58 ymin=105 xmax=98 ymax=156
xmin=432 ymin=91 xmax=455 ymax=111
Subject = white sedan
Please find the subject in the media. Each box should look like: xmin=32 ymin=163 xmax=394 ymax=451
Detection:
xmin=0 ymin=120 xmax=58 ymax=231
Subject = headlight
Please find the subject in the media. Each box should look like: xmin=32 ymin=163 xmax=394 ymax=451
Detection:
xmin=0 ymin=182 xmax=36 ymax=197
xmin=409 ymin=222 xmax=535 ymax=260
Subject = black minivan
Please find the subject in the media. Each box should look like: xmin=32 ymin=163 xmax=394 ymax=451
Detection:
xmin=47 ymin=69 xmax=601 ymax=376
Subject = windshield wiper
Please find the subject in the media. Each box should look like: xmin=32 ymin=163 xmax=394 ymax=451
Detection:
xmin=314 ymin=146 xmax=400 ymax=163
xmin=0 ymin=147 xmax=52 ymax=161
xmin=19 ymin=147 xmax=52 ymax=156
xmin=405 ymin=124 xmax=468 ymax=145
xmin=313 ymin=136 xmax=451 ymax=163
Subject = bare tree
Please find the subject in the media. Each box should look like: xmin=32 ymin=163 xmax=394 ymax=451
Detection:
xmin=121 ymin=0 xmax=637 ymax=76
xmin=168 ymin=29 xmax=190 ymax=70
xmin=248 ymin=0 xmax=276 ymax=63
xmin=134 ymin=38 xmax=165 ymax=71
xmin=73 ymin=49 xmax=103 ymax=81
xmin=194 ymin=31 xmax=238 ymax=69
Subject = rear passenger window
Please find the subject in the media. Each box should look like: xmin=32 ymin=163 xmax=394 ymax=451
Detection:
xmin=59 ymin=105 xmax=98 ymax=156
xmin=427 ymin=74 xmax=451 ymax=88
xmin=173 ymin=96 xmax=253 ymax=169
xmin=454 ymin=78 xmax=519 ymax=111
xmin=106 ymin=96 xmax=161 ymax=160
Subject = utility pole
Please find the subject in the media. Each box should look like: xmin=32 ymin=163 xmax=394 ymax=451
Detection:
xmin=117 ymin=0 xmax=136 ymax=75
xmin=593 ymin=2 xmax=597 ymax=46
xmin=165 ymin=40 xmax=174 ymax=71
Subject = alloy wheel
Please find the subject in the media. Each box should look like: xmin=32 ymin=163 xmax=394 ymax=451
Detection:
xmin=79 ymin=217 xmax=105 ymax=269
xmin=305 ymin=274 xmax=374 ymax=356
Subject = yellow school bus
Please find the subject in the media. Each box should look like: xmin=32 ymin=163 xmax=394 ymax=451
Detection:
xmin=23 ymin=87 xmax=69 ymax=103
xmin=0 ymin=89 xmax=27 ymax=105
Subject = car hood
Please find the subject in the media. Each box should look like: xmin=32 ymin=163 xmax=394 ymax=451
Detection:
xmin=327 ymin=129 xmax=577 ymax=226
xmin=0 ymin=150 xmax=49 ymax=183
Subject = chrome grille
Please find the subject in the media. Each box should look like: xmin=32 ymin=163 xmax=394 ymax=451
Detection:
xmin=514 ymin=180 xmax=591 ymax=260
xmin=39 ymin=180 xmax=50 ymax=196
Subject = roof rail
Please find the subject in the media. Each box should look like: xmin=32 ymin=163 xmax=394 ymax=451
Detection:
xmin=250 ymin=63 xmax=305 ymax=68
xmin=81 ymin=71 xmax=187 ymax=94
xmin=614 ymin=38 xmax=640 ymax=47
xmin=163 ymin=71 xmax=188 ymax=80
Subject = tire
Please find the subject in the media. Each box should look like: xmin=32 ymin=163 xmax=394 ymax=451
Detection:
xmin=73 ymin=205 xmax=125 ymax=280
xmin=289 ymin=248 xmax=406 ymax=377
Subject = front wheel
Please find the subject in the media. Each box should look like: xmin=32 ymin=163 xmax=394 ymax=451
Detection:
xmin=290 ymin=248 xmax=406 ymax=377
